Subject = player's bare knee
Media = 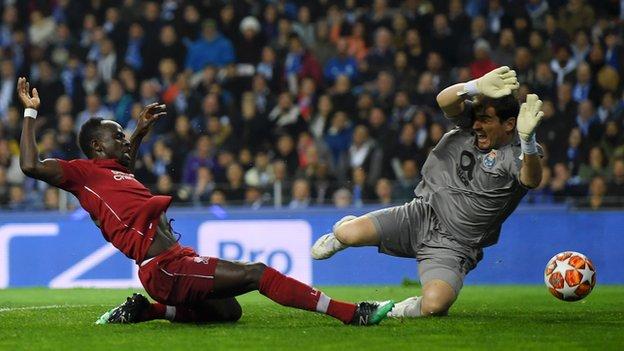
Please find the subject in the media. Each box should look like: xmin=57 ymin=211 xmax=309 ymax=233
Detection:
xmin=221 ymin=300 xmax=242 ymax=322
xmin=244 ymin=262 xmax=268 ymax=287
xmin=422 ymin=283 xmax=456 ymax=316
xmin=421 ymin=298 xmax=452 ymax=316
xmin=334 ymin=220 xmax=362 ymax=246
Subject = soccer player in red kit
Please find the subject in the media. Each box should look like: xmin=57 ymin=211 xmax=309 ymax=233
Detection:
xmin=17 ymin=77 xmax=394 ymax=326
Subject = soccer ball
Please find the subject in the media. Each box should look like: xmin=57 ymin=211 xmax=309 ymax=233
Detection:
xmin=544 ymin=251 xmax=596 ymax=301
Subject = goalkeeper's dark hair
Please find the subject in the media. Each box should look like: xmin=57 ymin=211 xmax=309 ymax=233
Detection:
xmin=474 ymin=95 xmax=520 ymax=122
xmin=78 ymin=118 xmax=105 ymax=158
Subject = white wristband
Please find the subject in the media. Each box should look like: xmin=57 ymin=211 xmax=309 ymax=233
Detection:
xmin=520 ymin=134 xmax=538 ymax=155
xmin=463 ymin=80 xmax=479 ymax=96
xmin=24 ymin=108 xmax=38 ymax=119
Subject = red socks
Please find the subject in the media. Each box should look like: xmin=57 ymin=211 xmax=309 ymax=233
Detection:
xmin=258 ymin=266 xmax=357 ymax=324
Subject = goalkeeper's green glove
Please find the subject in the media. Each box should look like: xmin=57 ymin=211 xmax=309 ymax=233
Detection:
xmin=517 ymin=93 xmax=544 ymax=154
xmin=459 ymin=66 xmax=520 ymax=98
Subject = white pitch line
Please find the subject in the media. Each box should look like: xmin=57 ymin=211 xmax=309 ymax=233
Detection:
xmin=0 ymin=304 xmax=104 ymax=313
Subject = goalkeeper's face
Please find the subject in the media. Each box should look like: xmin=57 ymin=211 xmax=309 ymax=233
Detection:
xmin=472 ymin=106 xmax=516 ymax=150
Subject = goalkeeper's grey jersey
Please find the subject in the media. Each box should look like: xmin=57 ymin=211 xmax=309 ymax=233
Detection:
xmin=415 ymin=101 xmax=532 ymax=248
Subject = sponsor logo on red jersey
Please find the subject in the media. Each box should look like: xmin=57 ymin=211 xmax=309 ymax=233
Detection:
xmin=111 ymin=170 xmax=136 ymax=181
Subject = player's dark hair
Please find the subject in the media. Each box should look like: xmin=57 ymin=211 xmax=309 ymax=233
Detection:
xmin=78 ymin=118 xmax=105 ymax=158
xmin=475 ymin=95 xmax=520 ymax=122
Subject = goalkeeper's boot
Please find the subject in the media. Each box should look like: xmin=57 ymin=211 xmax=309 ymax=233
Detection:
xmin=311 ymin=215 xmax=356 ymax=259
xmin=387 ymin=296 xmax=422 ymax=318
xmin=95 ymin=293 xmax=150 ymax=324
xmin=349 ymin=300 xmax=395 ymax=326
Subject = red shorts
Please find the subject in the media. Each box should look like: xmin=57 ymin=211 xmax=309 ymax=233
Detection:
xmin=138 ymin=244 xmax=219 ymax=307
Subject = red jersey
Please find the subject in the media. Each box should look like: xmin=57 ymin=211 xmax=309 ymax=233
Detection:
xmin=57 ymin=158 xmax=172 ymax=263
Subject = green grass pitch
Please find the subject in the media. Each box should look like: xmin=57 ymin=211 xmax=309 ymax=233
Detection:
xmin=1 ymin=286 xmax=623 ymax=351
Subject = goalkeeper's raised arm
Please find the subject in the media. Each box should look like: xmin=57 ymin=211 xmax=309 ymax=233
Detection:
xmin=436 ymin=66 xmax=520 ymax=118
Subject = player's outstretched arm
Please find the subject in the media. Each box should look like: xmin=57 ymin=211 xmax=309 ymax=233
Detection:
xmin=128 ymin=103 xmax=167 ymax=172
xmin=517 ymin=94 xmax=544 ymax=189
xmin=17 ymin=77 xmax=64 ymax=186
xmin=436 ymin=66 xmax=519 ymax=118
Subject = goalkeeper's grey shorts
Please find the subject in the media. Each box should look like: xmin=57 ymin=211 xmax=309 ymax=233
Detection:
xmin=365 ymin=198 xmax=483 ymax=295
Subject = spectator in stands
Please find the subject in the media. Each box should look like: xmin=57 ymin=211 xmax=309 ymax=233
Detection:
xmin=244 ymin=186 xmax=265 ymax=210
xmin=330 ymin=75 xmax=357 ymax=117
xmin=551 ymin=45 xmax=577 ymax=86
xmin=309 ymin=94 xmax=332 ymax=139
xmin=0 ymin=60 xmax=16 ymax=118
xmin=601 ymin=121 xmax=623 ymax=160
xmin=245 ymin=151 xmax=274 ymax=189
xmin=311 ymin=19 xmax=337 ymax=68
xmin=332 ymin=187 xmax=352 ymax=208
xmin=75 ymin=94 xmax=114 ymax=131
xmin=470 ymin=39 xmax=498 ymax=80
xmin=324 ymin=38 xmax=358 ymax=84
xmin=578 ymin=146 xmax=610 ymax=183
xmin=308 ymin=161 xmax=337 ymax=205
xmin=491 ymin=28 xmax=516 ymax=67
xmin=0 ymin=168 xmax=8 ymax=207
xmin=324 ymin=111 xmax=353 ymax=176
xmin=393 ymin=159 xmax=421 ymax=202
xmin=363 ymin=27 xmax=395 ymax=79
xmin=577 ymin=175 xmax=609 ymax=210
xmin=236 ymin=16 xmax=265 ymax=65
xmin=185 ymin=19 xmax=235 ymax=72
xmin=284 ymin=34 xmax=322 ymax=94
xmin=43 ymin=187 xmax=60 ymax=211
xmin=269 ymin=92 xmax=306 ymax=138
xmin=183 ymin=135 xmax=215 ymax=186
xmin=274 ymin=134 xmax=299 ymax=177
xmin=289 ymin=178 xmax=311 ymax=209
xmin=192 ymin=166 xmax=215 ymax=206
xmin=572 ymin=62 xmax=601 ymax=104
xmin=550 ymin=162 xmax=584 ymax=203
xmin=348 ymin=125 xmax=382 ymax=184
xmin=210 ymin=189 xmax=227 ymax=206
xmin=575 ymin=100 xmax=602 ymax=142
xmin=55 ymin=114 xmax=80 ymax=159
xmin=145 ymin=139 xmax=178 ymax=182
xmin=374 ymin=178 xmax=394 ymax=205
xmin=106 ymin=79 xmax=133 ymax=127
xmin=256 ymin=46 xmax=281 ymax=91
xmin=558 ymin=0 xmax=595 ymax=37
xmin=156 ymin=25 xmax=186 ymax=70
xmin=350 ymin=167 xmax=375 ymax=206
xmin=221 ymin=163 xmax=246 ymax=203
xmin=293 ymin=6 xmax=315 ymax=47
xmin=607 ymin=158 xmax=624 ymax=207
xmin=7 ymin=185 xmax=28 ymax=211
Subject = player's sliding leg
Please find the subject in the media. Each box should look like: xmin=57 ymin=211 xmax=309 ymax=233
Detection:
xmin=311 ymin=215 xmax=380 ymax=259
xmin=211 ymin=260 xmax=393 ymax=325
xmin=141 ymin=298 xmax=242 ymax=323
xmin=96 ymin=294 xmax=242 ymax=324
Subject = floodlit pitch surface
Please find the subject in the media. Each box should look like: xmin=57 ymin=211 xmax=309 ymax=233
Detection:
xmin=0 ymin=286 xmax=622 ymax=350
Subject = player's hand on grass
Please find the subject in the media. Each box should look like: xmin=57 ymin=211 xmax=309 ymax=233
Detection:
xmin=462 ymin=66 xmax=519 ymax=98
xmin=16 ymin=77 xmax=40 ymax=110
xmin=135 ymin=102 xmax=167 ymax=135
xmin=517 ymin=94 xmax=544 ymax=141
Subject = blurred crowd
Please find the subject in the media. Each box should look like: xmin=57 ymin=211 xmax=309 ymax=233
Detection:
xmin=0 ymin=0 xmax=623 ymax=211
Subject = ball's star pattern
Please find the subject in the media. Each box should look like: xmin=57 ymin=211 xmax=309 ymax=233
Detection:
xmin=545 ymin=252 xmax=596 ymax=302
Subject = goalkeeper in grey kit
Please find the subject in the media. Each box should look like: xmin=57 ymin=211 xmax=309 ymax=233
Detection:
xmin=312 ymin=66 xmax=544 ymax=317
